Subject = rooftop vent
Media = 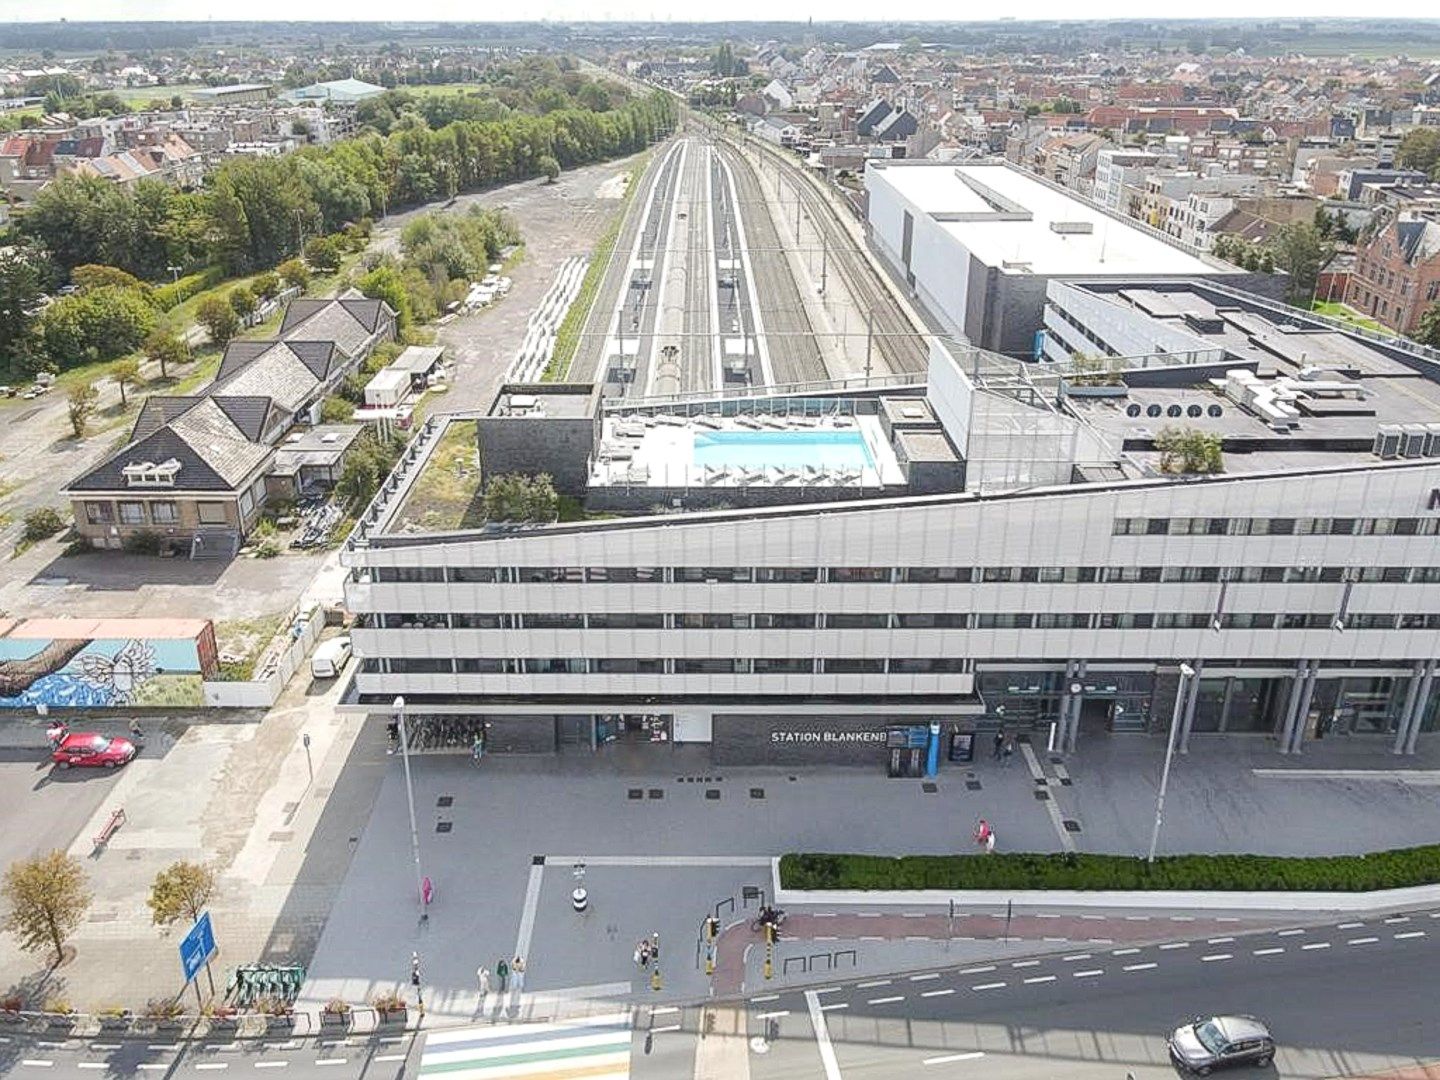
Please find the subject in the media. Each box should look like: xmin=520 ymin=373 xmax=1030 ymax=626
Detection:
xmin=1049 ymin=220 xmax=1094 ymax=235
xmin=122 ymin=458 xmax=182 ymax=487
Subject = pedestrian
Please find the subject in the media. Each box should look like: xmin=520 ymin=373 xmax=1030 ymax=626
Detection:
xmin=128 ymin=718 xmax=144 ymax=743
xmin=1001 ymin=733 xmax=1015 ymax=767
xmin=386 ymin=718 xmax=399 ymax=755
xmin=649 ymin=931 xmax=660 ymax=965
xmin=984 ymin=828 xmax=997 ymax=855
xmin=511 ymin=956 xmax=526 ymax=993
xmin=973 ymin=819 xmax=992 ymax=850
xmin=496 ymin=956 xmax=510 ymax=994
xmin=992 ymin=729 xmax=1004 ymax=760
xmin=411 ymin=952 xmax=422 ymax=1006
xmin=476 ymin=965 xmax=490 ymax=1000
xmin=635 ymin=939 xmax=651 ymax=968
xmin=422 ymin=875 xmax=434 ymax=907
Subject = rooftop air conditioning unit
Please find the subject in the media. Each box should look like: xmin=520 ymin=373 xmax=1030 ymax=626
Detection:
xmin=1373 ymin=424 xmax=1402 ymax=459
xmin=1426 ymin=423 xmax=1440 ymax=457
xmin=1402 ymin=424 xmax=1428 ymax=458
xmin=1049 ymin=220 xmax=1094 ymax=235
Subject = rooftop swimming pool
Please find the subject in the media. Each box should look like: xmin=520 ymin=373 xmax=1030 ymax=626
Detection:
xmin=691 ymin=429 xmax=875 ymax=471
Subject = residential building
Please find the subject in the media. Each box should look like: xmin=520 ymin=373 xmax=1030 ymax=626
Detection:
xmin=281 ymin=78 xmax=385 ymax=105
xmin=1346 ymin=213 xmax=1440 ymax=336
xmin=1094 ymin=148 xmax=1164 ymax=212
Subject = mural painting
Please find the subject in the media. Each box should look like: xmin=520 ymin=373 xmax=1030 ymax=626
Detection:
xmin=0 ymin=619 xmax=219 ymax=708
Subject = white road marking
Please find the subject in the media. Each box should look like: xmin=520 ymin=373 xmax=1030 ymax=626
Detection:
xmin=651 ymin=1025 xmax=682 ymax=1034
xmin=920 ymin=989 xmax=955 ymax=998
xmin=138 ymin=1065 xmax=169 ymax=1071
xmin=751 ymin=995 xmax=779 ymax=1003
xmin=514 ymin=860 xmax=545 ymax=965
xmin=1207 ymin=937 xmax=1234 ymax=944
xmin=1080 ymin=914 xmax=1106 ymax=921
xmin=651 ymin=1006 xmax=680 ymax=1016
xmin=1123 ymin=963 xmax=1158 ymax=972
xmin=813 ymin=913 xmax=836 ymax=918
xmin=814 ymin=936 xmax=839 ymax=942
xmin=147 ymin=1045 xmax=176 ymax=1052
xmin=820 ymin=1003 xmax=848 ymax=1012
xmin=373 ymin=1056 xmax=406 ymax=1063
xmin=1072 ymin=969 xmax=1104 ymax=978
xmin=254 ymin=1063 xmax=288 ymax=1070
xmin=1395 ymin=931 xmax=1426 ymax=940
xmin=21 ymin=1062 xmax=54 ymax=1068
xmin=90 ymin=1045 xmax=121 ymax=1051
xmin=923 ymin=1052 xmax=985 ymax=1066
xmin=1253 ymin=947 xmax=1285 ymax=956
xmin=902 ymin=913 xmax=927 ymax=918
xmin=972 ymin=982 xmax=1006 ymax=991
xmin=1338 ymin=921 xmax=1365 ymax=929
xmin=909 ymin=973 xmax=940 ymax=982
xmin=197 ymin=1064 xmax=230 ymax=1071
xmin=1348 ymin=937 xmax=1380 ymax=945
xmin=314 ymin=1061 xmax=347 ymax=1067
xmin=1170 ymin=916 xmax=1195 ymax=921
xmin=804 ymin=990 xmax=844 ymax=1080
xmin=1062 ymin=953 xmax=1092 ymax=961
xmin=867 ymin=996 xmax=905 ymax=1005
xmin=814 ymin=987 xmax=842 ymax=995
xmin=78 ymin=1064 xmax=106 ymax=1070
xmin=1159 ymin=943 xmax=1189 ymax=950
xmin=1384 ymin=916 xmax=1411 ymax=923
xmin=1201 ymin=953 xmax=1233 ymax=962
xmin=1124 ymin=915 xmax=1151 ymax=921
xmin=1277 ymin=928 xmax=1305 ymax=936
xmin=1112 ymin=948 xmax=1140 ymax=956
xmin=1023 ymin=975 xmax=1056 ymax=985
xmin=35 ymin=1045 xmax=68 ymax=1051
xmin=856 ymin=980 xmax=891 ymax=989
xmin=754 ymin=1011 xmax=790 ymax=1020
xmin=1011 ymin=960 xmax=1040 ymax=968
xmin=1301 ymin=943 xmax=1331 ymax=951
xmin=959 ymin=966 xmax=995 ymax=974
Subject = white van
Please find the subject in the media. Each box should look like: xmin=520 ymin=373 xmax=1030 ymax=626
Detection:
xmin=310 ymin=637 xmax=352 ymax=680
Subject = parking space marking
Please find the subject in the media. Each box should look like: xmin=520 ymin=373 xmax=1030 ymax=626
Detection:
xmin=867 ymin=996 xmax=905 ymax=1005
xmin=856 ymin=980 xmax=891 ymax=989
xmin=959 ymin=965 xmax=995 ymax=974
xmin=1348 ymin=937 xmax=1379 ymax=945
xmin=909 ymin=973 xmax=940 ymax=982
xmin=1200 ymin=953 xmax=1232 ymax=962
xmin=972 ymin=982 xmax=1007 ymax=991
xmin=924 ymin=1052 xmax=985 ymax=1065
xmin=920 ymin=988 xmax=955 ymax=998
xmin=1072 ymin=969 xmax=1104 ymax=978
xmin=1395 ymin=931 xmax=1426 ymax=940
xmin=1023 ymin=975 xmax=1056 ymax=985
xmin=1123 ymin=963 xmax=1158 ymax=972
xmin=1253 ymin=947 xmax=1285 ymax=956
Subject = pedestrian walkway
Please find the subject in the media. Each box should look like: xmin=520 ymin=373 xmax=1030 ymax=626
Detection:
xmin=419 ymin=1012 xmax=632 ymax=1079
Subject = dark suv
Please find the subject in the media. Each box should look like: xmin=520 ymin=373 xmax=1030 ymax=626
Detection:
xmin=1168 ymin=1015 xmax=1275 ymax=1074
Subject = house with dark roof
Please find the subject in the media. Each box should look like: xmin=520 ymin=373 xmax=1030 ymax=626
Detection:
xmin=64 ymin=291 xmax=396 ymax=556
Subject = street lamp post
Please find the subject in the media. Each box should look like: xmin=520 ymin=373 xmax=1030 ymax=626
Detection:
xmin=1147 ymin=663 xmax=1195 ymax=863
xmin=394 ymin=696 xmax=427 ymax=920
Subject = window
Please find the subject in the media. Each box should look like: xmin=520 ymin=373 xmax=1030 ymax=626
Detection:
xmin=676 ymin=614 xmax=751 ymax=629
xmin=889 ymin=658 xmax=967 ymax=673
xmin=1155 ymin=613 xmax=1210 ymax=629
xmin=523 ymin=613 xmax=585 ymax=629
xmin=522 ymin=658 xmax=586 ymax=674
xmin=1350 ymin=614 xmax=1398 ymax=630
xmin=753 ymin=613 xmax=819 ymax=629
xmin=1145 ymin=518 xmax=1169 ymax=535
xmin=1221 ymin=613 xmax=1277 ymax=630
xmin=901 ymin=567 xmax=969 ymax=583
xmin=825 ymin=613 xmax=890 ymax=629
xmin=754 ymin=567 xmax=819 ymax=583
xmin=593 ymin=658 xmax=665 ymax=673
xmin=1112 ymin=517 xmax=1145 ymax=535
xmin=455 ymin=658 xmax=504 ymax=673
xmin=895 ymin=613 xmax=968 ymax=628
xmin=150 ymin=501 xmax=179 ymax=525
xmin=1282 ymin=613 xmax=1331 ymax=630
xmin=388 ymin=567 xmax=444 ymax=583
xmin=753 ymin=658 xmax=815 ymax=674
xmin=981 ymin=567 xmax=1019 ymax=583
xmin=452 ymin=567 xmax=499 ymax=583
xmin=453 ymin=614 xmax=505 ymax=629
xmin=822 ymin=658 xmax=886 ymax=674
xmin=1035 ymin=613 xmax=1090 ymax=629
xmin=382 ymin=613 xmax=448 ymax=629
xmin=1096 ymin=613 xmax=1153 ymax=629
xmin=389 ymin=658 xmax=454 ymax=674
xmin=827 ymin=567 xmax=892 ymax=583
xmin=976 ymin=613 xmax=1035 ymax=629
xmin=85 ymin=502 xmax=113 ymax=525
xmin=588 ymin=613 xmax=665 ymax=629
xmin=517 ymin=567 xmax=584 ymax=583
xmin=587 ymin=567 xmax=665 ymax=582
xmin=675 ymin=658 xmax=750 ymax=674
xmin=675 ymin=567 xmax=753 ymax=583
xmin=118 ymin=502 xmax=147 ymax=525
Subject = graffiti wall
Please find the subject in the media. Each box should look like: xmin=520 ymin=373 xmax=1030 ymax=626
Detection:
xmin=0 ymin=618 xmax=218 ymax=709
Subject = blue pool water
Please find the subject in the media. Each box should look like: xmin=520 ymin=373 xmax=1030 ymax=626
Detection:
xmin=692 ymin=429 xmax=875 ymax=470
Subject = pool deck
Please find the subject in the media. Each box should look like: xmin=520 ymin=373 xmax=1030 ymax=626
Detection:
xmin=588 ymin=412 xmax=905 ymax=489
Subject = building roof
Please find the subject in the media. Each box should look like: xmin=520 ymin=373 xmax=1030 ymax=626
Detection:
xmin=867 ymin=161 xmax=1223 ymax=277
xmin=390 ymin=345 xmax=445 ymax=375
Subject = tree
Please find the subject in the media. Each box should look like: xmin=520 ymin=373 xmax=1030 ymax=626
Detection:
xmin=144 ymin=327 xmax=188 ymax=380
xmin=276 ymin=258 xmax=310 ymax=291
xmin=303 ymin=235 xmax=344 ymax=274
xmin=357 ymin=264 xmax=412 ymax=328
xmin=538 ymin=154 xmax=560 ymax=183
xmin=481 ymin=473 xmax=559 ymax=522
xmin=39 ymin=286 xmax=157 ymax=369
xmin=1155 ymin=426 xmax=1223 ymax=475
xmin=1395 ymin=128 xmax=1440 ymax=177
xmin=252 ymin=271 xmax=282 ymax=301
xmin=0 ymin=247 xmax=45 ymax=377
xmin=71 ymin=264 xmax=147 ymax=294
xmin=1414 ymin=302 xmax=1440 ymax=350
xmin=196 ymin=295 xmax=240 ymax=347
xmin=1268 ymin=222 xmax=1332 ymax=307
xmin=146 ymin=861 xmax=216 ymax=931
xmin=21 ymin=507 xmax=64 ymax=544
xmin=229 ymin=285 xmax=258 ymax=320
xmin=112 ymin=357 xmax=142 ymax=408
xmin=2 ymin=851 xmax=91 ymax=966
xmin=67 ymin=382 xmax=98 ymax=438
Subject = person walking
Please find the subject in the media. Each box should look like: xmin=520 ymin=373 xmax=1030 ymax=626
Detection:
xmin=496 ymin=956 xmax=510 ymax=994
xmin=476 ymin=965 xmax=491 ymax=1001
xmin=992 ymin=729 xmax=1004 ymax=761
xmin=1001 ymin=733 xmax=1016 ymax=767
xmin=973 ymin=819 xmax=992 ymax=851
xmin=634 ymin=939 xmax=651 ymax=968
xmin=411 ymin=952 xmax=423 ymax=1008
xmin=511 ymin=956 xmax=526 ymax=994
xmin=649 ymin=931 xmax=660 ymax=963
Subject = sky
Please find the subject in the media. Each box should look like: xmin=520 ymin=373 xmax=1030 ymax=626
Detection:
xmin=0 ymin=2 xmax=1422 ymax=23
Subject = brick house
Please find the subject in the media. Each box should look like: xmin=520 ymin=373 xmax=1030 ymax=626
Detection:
xmin=1345 ymin=213 xmax=1440 ymax=335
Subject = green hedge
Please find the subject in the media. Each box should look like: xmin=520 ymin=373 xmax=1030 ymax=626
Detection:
xmin=152 ymin=266 xmax=225 ymax=312
xmin=780 ymin=847 xmax=1440 ymax=893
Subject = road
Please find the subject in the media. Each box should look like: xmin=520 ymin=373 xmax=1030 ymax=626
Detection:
xmin=633 ymin=909 xmax=1440 ymax=1079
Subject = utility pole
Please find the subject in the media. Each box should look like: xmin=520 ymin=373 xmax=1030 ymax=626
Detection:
xmin=819 ymin=235 xmax=828 ymax=295
xmin=794 ymin=185 xmax=801 ymax=245
xmin=1147 ymin=664 xmax=1195 ymax=863
xmin=865 ymin=309 xmax=874 ymax=380
xmin=394 ymin=696 xmax=427 ymax=920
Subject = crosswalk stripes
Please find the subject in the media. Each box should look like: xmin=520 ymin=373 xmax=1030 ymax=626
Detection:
xmin=419 ymin=1012 xmax=631 ymax=1080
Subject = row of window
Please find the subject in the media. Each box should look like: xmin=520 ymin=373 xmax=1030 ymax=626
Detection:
xmin=363 ymin=611 xmax=1440 ymax=633
xmin=364 ymin=562 xmax=1440 ymax=587
xmin=86 ymin=500 xmax=184 ymax=526
xmin=364 ymin=657 xmax=969 ymax=676
xmin=1113 ymin=516 xmax=1440 ymax=537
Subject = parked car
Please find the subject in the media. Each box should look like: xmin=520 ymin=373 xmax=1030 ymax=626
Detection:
xmin=1168 ymin=1015 xmax=1274 ymax=1073
xmin=51 ymin=733 xmax=138 ymax=770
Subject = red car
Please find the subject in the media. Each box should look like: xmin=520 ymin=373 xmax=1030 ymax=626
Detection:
xmin=51 ymin=733 xmax=137 ymax=770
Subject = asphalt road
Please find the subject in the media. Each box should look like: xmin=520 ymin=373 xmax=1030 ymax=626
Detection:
xmin=0 ymin=1030 xmax=420 ymax=1080
xmin=645 ymin=909 xmax=1440 ymax=1079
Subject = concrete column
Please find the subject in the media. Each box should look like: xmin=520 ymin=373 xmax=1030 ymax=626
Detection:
xmin=1392 ymin=664 xmax=1425 ymax=756
xmin=1289 ymin=665 xmax=1319 ymax=755
xmin=1055 ymin=661 xmax=1077 ymax=755
xmin=1065 ymin=661 xmax=1087 ymax=754
xmin=1404 ymin=661 xmax=1437 ymax=757
xmin=1177 ymin=659 xmax=1204 ymax=754
xmin=1273 ymin=673 xmax=1298 ymax=742
xmin=1278 ymin=661 xmax=1309 ymax=755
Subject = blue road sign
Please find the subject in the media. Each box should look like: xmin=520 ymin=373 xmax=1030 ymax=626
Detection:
xmin=180 ymin=911 xmax=216 ymax=984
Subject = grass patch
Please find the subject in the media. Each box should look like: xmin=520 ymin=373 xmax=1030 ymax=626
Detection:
xmin=212 ymin=613 xmax=287 ymax=682
xmin=1311 ymin=300 xmax=1384 ymax=333
xmin=391 ymin=420 xmax=484 ymax=532
xmin=780 ymin=848 xmax=1440 ymax=893
xmin=543 ymin=157 xmax=647 ymax=382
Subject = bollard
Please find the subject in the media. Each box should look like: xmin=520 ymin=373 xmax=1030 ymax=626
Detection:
xmin=650 ymin=966 xmax=662 ymax=992
xmin=763 ymin=923 xmax=775 ymax=980
xmin=704 ymin=943 xmax=715 ymax=976
xmin=571 ymin=887 xmax=588 ymax=913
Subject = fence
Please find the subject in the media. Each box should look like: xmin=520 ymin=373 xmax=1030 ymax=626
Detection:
xmin=203 ymin=605 xmax=325 ymax=709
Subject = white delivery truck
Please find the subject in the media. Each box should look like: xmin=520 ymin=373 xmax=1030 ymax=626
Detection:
xmin=310 ymin=636 xmax=352 ymax=679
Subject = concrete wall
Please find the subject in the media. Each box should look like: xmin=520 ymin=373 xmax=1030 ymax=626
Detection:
xmin=476 ymin=416 xmax=595 ymax=497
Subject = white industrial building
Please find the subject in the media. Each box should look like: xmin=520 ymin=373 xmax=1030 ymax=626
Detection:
xmin=863 ymin=160 xmax=1261 ymax=357
xmin=336 ymin=320 xmax=1440 ymax=769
